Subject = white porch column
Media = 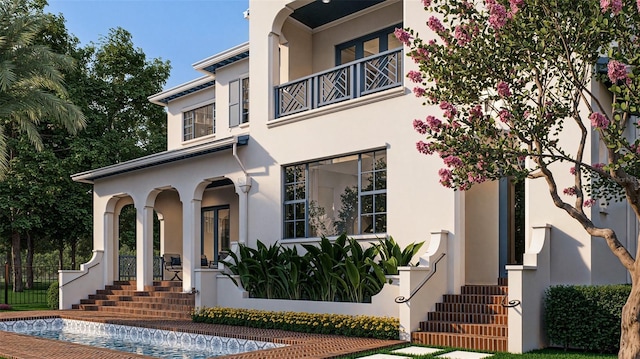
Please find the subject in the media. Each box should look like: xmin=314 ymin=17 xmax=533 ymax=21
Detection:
xmin=103 ymin=209 xmax=115 ymax=285
xmin=135 ymin=205 xmax=155 ymax=291
xmin=182 ymin=198 xmax=202 ymax=292
xmin=451 ymin=190 xmax=466 ymax=294
xmin=507 ymin=224 xmax=551 ymax=353
xmin=237 ymin=176 xmax=252 ymax=246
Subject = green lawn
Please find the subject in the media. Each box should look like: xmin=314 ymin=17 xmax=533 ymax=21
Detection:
xmin=339 ymin=346 xmax=617 ymax=359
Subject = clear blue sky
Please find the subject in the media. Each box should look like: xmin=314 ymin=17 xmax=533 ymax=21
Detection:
xmin=45 ymin=0 xmax=250 ymax=89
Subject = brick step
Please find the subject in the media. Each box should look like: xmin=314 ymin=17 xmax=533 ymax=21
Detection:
xmin=113 ymin=301 xmax=193 ymax=311
xmin=442 ymin=294 xmax=505 ymax=305
xmin=412 ymin=331 xmax=507 ymax=352
xmin=427 ymin=312 xmax=507 ymax=325
xmin=419 ymin=321 xmax=507 ymax=337
xmin=95 ymin=306 xmax=191 ymax=319
xmin=143 ymin=285 xmax=184 ymax=293
xmin=461 ymin=285 xmax=507 ymax=295
xmin=435 ymin=302 xmax=507 ymax=315
xmin=88 ymin=294 xmax=133 ymax=302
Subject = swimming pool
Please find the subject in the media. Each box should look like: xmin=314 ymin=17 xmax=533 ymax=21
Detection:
xmin=0 ymin=318 xmax=284 ymax=359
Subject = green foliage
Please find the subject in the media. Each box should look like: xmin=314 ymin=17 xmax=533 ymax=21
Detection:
xmin=46 ymin=281 xmax=58 ymax=309
xmin=223 ymin=234 xmax=419 ymax=303
xmin=191 ymin=307 xmax=399 ymax=340
xmin=374 ymin=236 xmax=424 ymax=275
xmin=544 ymin=285 xmax=630 ymax=353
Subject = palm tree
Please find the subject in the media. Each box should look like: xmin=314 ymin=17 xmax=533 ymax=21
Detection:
xmin=0 ymin=0 xmax=85 ymax=291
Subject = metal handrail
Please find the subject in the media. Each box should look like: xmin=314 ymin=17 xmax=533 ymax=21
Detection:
xmin=394 ymin=253 xmax=446 ymax=304
xmin=501 ymin=292 xmax=521 ymax=308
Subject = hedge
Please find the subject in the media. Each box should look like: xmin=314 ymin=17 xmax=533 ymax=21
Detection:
xmin=191 ymin=306 xmax=400 ymax=340
xmin=544 ymin=284 xmax=630 ymax=353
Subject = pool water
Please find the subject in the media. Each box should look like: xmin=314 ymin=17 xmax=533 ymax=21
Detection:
xmin=0 ymin=318 xmax=284 ymax=359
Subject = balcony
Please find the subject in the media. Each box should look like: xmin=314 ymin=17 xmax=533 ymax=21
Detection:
xmin=274 ymin=48 xmax=402 ymax=119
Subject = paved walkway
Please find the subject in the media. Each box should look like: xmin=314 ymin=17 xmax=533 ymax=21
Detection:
xmin=0 ymin=310 xmax=404 ymax=359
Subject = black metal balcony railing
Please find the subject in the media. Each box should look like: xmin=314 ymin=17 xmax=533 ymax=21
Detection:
xmin=275 ymin=48 xmax=402 ymax=119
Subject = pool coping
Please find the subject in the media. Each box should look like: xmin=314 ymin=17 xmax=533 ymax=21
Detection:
xmin=0 ymin=310 xmax=405 ymax=359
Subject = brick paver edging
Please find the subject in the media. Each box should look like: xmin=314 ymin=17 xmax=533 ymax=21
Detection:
xmin=0 ymin=310 xmax=404 ymax=359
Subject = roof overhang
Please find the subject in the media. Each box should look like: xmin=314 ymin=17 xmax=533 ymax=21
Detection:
xmin=290 ymin=0 xmax=386 ymax=29
xmin=72 ymin=135 xmax=250 ymax=184
xmin=148 ymin=76 xmax=215 ymax=105
xmin=193 ymin=42 xmax=250 ymax=76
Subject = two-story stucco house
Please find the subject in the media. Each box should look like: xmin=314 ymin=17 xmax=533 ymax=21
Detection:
xmin=59 ymin=0 xmax=633 ymax=354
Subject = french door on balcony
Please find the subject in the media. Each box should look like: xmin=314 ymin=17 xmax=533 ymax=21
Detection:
xmin=201 ymin=205 xmax=230 ymax=266
xmin=336 ymin=24 xmax=402 ymax=65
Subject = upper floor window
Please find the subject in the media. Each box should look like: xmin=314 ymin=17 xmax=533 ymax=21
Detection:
xmin=184 ymin=103 xmax=214 ymax=141
xmin=336 ymin=24 xmax=402 ymax=65
xmin=230 ymin=77 xmax=249 ymax=127
xmin=283 ymin=150 xmax=387 ymax=239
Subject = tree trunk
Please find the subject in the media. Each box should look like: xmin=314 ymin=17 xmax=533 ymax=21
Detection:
xmin=619 ymin=279 xmax=640 ymax=359
xmin=70 ymin=238 xmax=77 ymax=270
xmin=25 ymin=234 xmax=33 ymax=290
xmin=11 ymin=231 xmax=23 ymax=292
xmin=57 ymin=238 xmax=64 ymax=270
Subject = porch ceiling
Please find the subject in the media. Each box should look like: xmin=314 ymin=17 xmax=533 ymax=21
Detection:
xmin=71 ymin=135 xmax=249 ymax=184
xmin=290 ymin=0 xmax=386 ymax=29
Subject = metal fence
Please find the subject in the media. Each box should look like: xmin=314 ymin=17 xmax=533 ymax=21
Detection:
xmin=118 ymin=255 xmax=163 ymax=281
xmin=1 ymin=263 xmax=58 ymax=306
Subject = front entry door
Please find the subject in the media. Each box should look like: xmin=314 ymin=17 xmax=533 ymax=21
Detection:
xmin=499 ymin=178 xmax=525 ymax=277
xmin=201 ymin=206 xmax=230 ymax=266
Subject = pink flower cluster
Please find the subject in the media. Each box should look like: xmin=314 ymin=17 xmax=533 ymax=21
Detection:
xmin=469 ymin=105 xmax=484 ymax=120
xmin=600 ymin=0 xmax=623 ymax=14
xmin=394 ymin=28 xmax=412 ymax=46
xmin=510 ymin=0 xmax=524 ymax=13
xmin=496 ymin=81 xmax=512 ymax=98
xmin=408 ymin=70 xmax=423 ymax=83
xmin=592 ymin=163 xmax=605 ymax=170
xmin=413 ymin=116 xmax=443 ymax=133
xmin=485 ymin=0 xmax=509 ymax=30
xmin=584 ymin=199 xmax=596 ymax=207
xmin=416 ymin=141 xmax=435 ymax=155
xmin=563 ymin=187 xmax=577 ymax=196
xmin=439 ymin=168 xmax=453 ymax=187
xmin=569 ymin=166 xmax=576 ymax=175
xmin=589 ymin=112 xmax=609 ymax=129
xmin=440 ymin=101 xmax=458 ymax=119
xmin=498 ymin=109 xmax=512 ymax=123
xmin=413 ymin=87 xmax=426 ymax=97
xmin=607 ymin=60 xmax=629 ymax=84
xmin=443 ymin=155 xmax=463 ymax=168
xmin=410 ymin=47 xmax=430 ymax=63
xmin=422 ymin=0 xmax=432 ymax=7
xmin=454 ymin=25 xmax=472 ymax=46
xmin=428 ymin=16 xmax=446 ymax=34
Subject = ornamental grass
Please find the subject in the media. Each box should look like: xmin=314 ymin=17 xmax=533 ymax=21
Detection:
xmin=191 ymin=306 xmax=399 ymax=340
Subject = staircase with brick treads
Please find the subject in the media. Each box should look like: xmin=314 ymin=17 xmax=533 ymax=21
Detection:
xmin=412 ymin=279 xmax=508 ymax=352
xmin=72 ymin=280 xmax=194 ymax=319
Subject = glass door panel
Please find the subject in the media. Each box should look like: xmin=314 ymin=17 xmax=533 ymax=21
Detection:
xmin=201 ymin=206 xmax=230 ymax=267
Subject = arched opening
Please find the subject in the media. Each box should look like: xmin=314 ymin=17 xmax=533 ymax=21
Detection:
xmin=116 ymin=202 xmax=161 ymax=281
xmin=201 ymin=178 xmax=238 ymax=267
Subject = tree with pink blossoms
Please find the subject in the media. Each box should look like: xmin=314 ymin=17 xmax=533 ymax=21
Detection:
xmin=401 ymin=0 xmax=640 ymax=356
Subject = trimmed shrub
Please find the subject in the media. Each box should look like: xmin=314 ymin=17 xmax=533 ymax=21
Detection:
xmin=47 ymin=281 xmax=59 ymax=310
xmin=192 ymin=307 xmax=399 ymax=340
xmin=544 ymin=284 xmax=630 ymax=353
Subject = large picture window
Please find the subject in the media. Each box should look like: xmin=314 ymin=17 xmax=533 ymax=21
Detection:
xmin=283 ymin=150 xmax=387 ymax=239
xmin=183 ymin=104 xmax=214 ymax=141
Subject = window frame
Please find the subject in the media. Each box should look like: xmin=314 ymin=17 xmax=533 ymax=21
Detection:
xmin=282 ymin=150 xmax=387 ymax=239
xmin=183 ymin=102 xmax=215 ymax=142
xmin=229 ymin=76 xmax=249 ymax=127
xmin=335 ymin=24 xmax=402 ymax=66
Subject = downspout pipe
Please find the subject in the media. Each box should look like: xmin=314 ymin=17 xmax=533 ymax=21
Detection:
xmin=232 ymin=137 xmax=252 ymax=246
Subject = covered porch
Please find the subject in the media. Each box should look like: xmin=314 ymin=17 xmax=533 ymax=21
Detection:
xmin=59 ymin=135 xmax=251 ymax=308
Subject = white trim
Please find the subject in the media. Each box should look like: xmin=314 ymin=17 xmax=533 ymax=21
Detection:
xmin=148 ymin=76 xmax=214 ymax=106
xmin=312 ymin=0 xmax=401 ymax=33
xmin=268 ymin=86 xmax=406 ymax=128
xmin=71 ymin=136 xmax=240 ymax=184
xmin=192 ymin=42 xmax=250 ymax=72
xmin=181 ymin=98 xmax=215 ymax=112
